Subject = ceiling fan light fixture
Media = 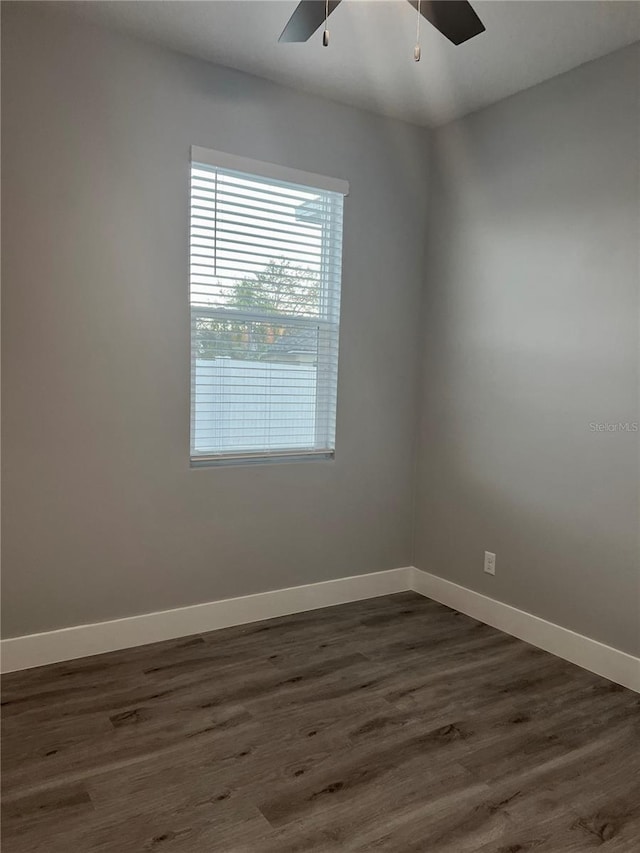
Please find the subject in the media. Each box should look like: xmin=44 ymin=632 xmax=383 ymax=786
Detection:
xmin=279 ymin=1 xmax=485 ymax=48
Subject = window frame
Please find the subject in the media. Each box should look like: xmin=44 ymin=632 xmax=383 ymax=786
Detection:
xmin=189 ymin=146 xmax=349 ymax=468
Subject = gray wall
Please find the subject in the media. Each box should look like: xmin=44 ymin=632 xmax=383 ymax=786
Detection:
xmin=3 ymin=5 xmax=639 ymax=657
xmin=415 ymin=44 xmax=640 ymax=655
xmin=1 ymin=4 xmax=428 ymax=636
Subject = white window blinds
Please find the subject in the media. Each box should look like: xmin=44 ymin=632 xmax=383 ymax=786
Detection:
xmin=190 ymin=147 xmax=347 ymax=464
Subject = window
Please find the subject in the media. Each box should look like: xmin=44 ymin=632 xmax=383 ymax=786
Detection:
xmin=190 ymin=147 xmax=348 ymax=465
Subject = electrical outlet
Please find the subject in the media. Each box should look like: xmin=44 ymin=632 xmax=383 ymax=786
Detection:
xmin=484 ymin=551 xmax=496 ymax=575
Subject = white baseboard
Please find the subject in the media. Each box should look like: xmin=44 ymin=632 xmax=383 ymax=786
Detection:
xmin=411 ymin=567 xmax=640 ymax=693
xmin=2 ymin=565 xmax=638 ymax=693
xmin=0 ymin=567 xmax=412 ymax=674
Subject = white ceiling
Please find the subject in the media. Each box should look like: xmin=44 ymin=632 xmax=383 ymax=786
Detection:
xmin=56 ymin=0 xmax=640 ymax=126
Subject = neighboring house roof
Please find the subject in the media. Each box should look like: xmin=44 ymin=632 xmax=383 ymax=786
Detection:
xmin=261 ymin=324 xmax=318 ymax=361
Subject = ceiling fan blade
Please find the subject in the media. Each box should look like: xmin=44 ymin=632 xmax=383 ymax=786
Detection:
xmin=279 ymin=0 xmax=343 ymax=43
xmin=408 ymin=0 xmax=485 ymax=45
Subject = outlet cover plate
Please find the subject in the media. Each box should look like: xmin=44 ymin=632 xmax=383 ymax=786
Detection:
xmin=484 ymin=551 xmax=496 ymax=575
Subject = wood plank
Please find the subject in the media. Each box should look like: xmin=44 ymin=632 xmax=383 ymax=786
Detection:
xmin=2 ymin=592 xmax=638 ymax=852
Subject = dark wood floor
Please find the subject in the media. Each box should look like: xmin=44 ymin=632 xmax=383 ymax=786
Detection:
xmin=2 ymin=592 xmax=639 ymax=852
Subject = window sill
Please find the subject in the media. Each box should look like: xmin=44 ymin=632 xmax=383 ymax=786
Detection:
xmin=190 ymin=450 xmax=335 ymax=469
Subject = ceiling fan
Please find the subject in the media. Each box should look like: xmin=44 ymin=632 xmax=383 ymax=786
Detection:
xmin=279 ymin=0 xmax=485 ymax=48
